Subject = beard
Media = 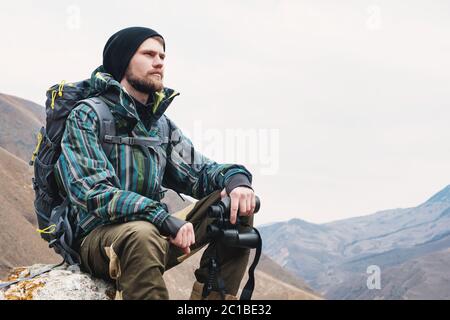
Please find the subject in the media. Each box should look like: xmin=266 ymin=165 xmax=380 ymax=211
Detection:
xmin=125 ymin=69 xmax=164 ymax=94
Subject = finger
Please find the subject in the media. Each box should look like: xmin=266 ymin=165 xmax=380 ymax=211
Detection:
xmin=181 ymin=227 xmax=188 ymax=248
xmin=251 ymin=193 xmax=256 ymax=214
xmin=184 ymin=225 xmax=192 ymax=248
xmin=239 ymin=194 xmax=247 ymax=216
xmin=230 ymin=193 xmax=239 ymax=224
xmin=189 ymin=224 xmax=195 ymax=245
xmin=185 ymin=224 xmax=193 ymax=247
xmin=189 ymin=233 xmax=195 ymax=248
xmin=174 ymin=227 xmax=183 ymax=248
xmin=246 ymin=194 xmax=252 ymax=215
xmin=183 ymin=246 xmax=191 ymax=255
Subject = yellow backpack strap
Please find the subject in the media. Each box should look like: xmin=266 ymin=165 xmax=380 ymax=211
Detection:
xmin=29 ymin=129 xmax=44 ymax=165
xmin=50 ymin=80 xmax=66 ymax=109
xmin=36 ymin=224 xmax=56 ymax=234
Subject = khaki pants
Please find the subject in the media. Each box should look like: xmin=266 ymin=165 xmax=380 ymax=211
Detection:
xmin=78 ymin=190 xmax=253 ymax=300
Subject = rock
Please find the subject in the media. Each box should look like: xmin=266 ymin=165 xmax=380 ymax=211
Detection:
xmin=0 ymin=264 xmax=114 ymax=300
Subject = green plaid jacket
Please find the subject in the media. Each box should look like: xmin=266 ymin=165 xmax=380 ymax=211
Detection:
xmin=55 ymin=66 xmax=252 ymax=239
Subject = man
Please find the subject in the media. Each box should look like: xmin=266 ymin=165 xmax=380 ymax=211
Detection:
xmin=55 ymin=26 xmax=257 ymax=300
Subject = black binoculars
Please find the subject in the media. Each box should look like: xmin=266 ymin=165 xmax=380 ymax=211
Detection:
xmin=206 ymin=195 xmax=261 ymax=249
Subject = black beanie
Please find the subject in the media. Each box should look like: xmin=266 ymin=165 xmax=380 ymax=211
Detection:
xmin=103 ymin=26 xmax=165 ymax=82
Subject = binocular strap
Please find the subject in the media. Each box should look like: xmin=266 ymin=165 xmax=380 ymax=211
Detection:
xmin=202 ymin=227 xmax=262 ymax=300
xmin=239 ymin=227 xmax=262 ymax=300
xmin=202 ymin=241 xmax=226 ymax=299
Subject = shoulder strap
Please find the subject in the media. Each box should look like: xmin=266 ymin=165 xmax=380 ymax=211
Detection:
xmin=78 ymin=96 xmax=116 ymax=158
xmin=159 ymin=115 xmax=171 ymax=145
xmin=76 ymin=98 xmax=171 ymax=157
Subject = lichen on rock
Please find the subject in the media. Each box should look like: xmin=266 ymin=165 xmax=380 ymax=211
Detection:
xmin=0 ymin=264 xmax=114 ymax=300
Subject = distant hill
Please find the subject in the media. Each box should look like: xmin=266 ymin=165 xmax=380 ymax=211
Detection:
xmin=0 ymin=93 xmax=45 ymax=162
xmin=259 ymin=185 xmax=450 ymax=299
xmin=326 ymin=247 xmax=450 ymax=300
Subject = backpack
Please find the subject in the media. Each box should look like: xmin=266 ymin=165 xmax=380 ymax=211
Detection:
xmin=29 ymin=80 xmax=119 ymax=265
xmin=0 ymin=81 xmax=176 ymax=291
xmin=30 ymin=80 xmax=172 ymax=266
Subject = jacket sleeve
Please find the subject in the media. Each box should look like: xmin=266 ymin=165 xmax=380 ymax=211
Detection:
xmin=162 ymin=117 xmax=253 ymax=199
xmin=55 ymin=104 xmax=169 ymax=228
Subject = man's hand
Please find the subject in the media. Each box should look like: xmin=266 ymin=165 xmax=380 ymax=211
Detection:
xmin=220 ymin=187 xmax=257 ymax=225
xmin=170 ymin=222 xmax=195 ymax=255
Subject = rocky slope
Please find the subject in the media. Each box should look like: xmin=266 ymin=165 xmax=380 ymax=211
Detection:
xmin=0 ymin=146 xmax=60 ymax=277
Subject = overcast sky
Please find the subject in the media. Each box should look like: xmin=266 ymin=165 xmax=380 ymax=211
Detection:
xmin=1 ymin=0 xmax=449 ymax=226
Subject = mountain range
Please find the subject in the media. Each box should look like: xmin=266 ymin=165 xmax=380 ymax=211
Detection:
xmin=259 ymin=185 xmax=450 ymax=299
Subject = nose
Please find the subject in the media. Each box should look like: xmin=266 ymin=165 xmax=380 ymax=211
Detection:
xmin=153 ymin=55 xmax=164 ymax=69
